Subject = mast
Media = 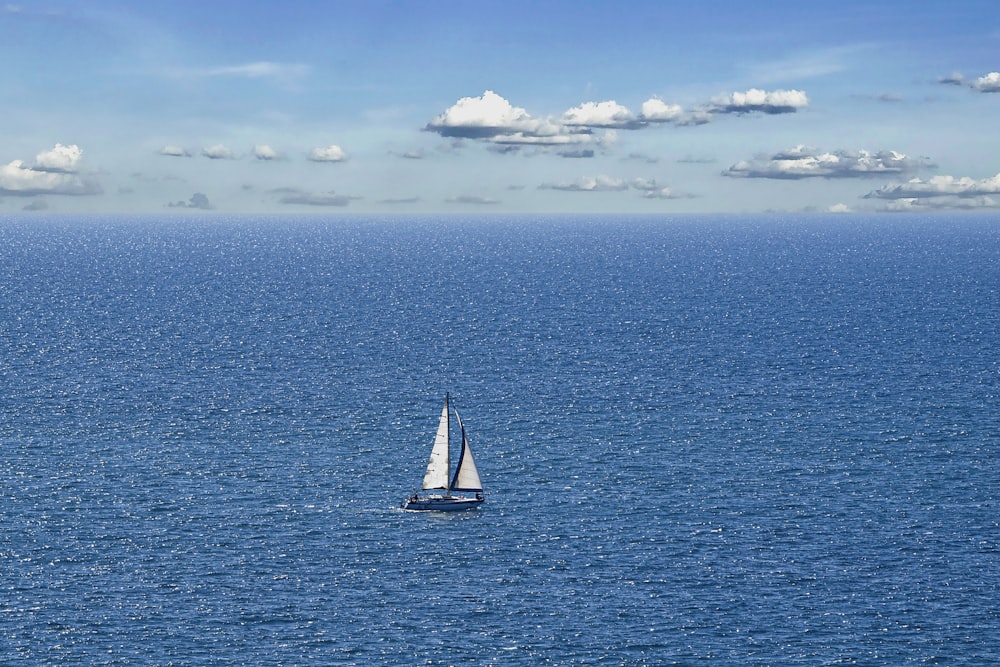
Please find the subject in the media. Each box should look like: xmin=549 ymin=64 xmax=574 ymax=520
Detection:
xmin=444 ymin=392 xmax=451 ymax=498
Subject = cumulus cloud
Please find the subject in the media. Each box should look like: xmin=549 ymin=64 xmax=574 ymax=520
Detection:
xmin=828 ymin=203 xmax=853 ymax=213
xmin=0 ymin=144 xmax=101 ymax=196
xmin=630 ymin=178 xmax=685 ymax=199
xmin=426 ymin=90 xmax=559 ymax=139
xmin=709 ymin=88 xmax=809 ymax=114
xmin=34 ymin=143 xmax=83 ymax=172
xmin=540 ymin=175 xmax=628 ymax=192
xmin=307 ymin=144 xmax=348 ymax=162
xmin=168 ymin=192 xmax=212 ymax=210
xmin=160 ymin=145 xmax=192 ymax=157
xmin=972 ymin=72 xmax=1000 ymax=93
xmin=537 ymin=174 xmax=689 ymax=200
xmin=860 ymin=172 xmax=1000 ymax=211
xmin=562 ymin=97 xmax=715 ymax=130
xmin=202 ymin=144 xmax=235 ymax=160
xmin=864 ymin=173 xmax=1000 ymax=200
xmin=640 ymin=97 xmax=685 ymax=123
xmin=425 ymin=88 xmax=806 ymax=156
xmin=425 ymin=90 xmax=616 ymax=153
xmin=880 ymin=196 xmax=1000 ymax=212
xmin=724 ymin=145 xmax=923 ymax=179
xmin=562 ymin=101 xmax=641 ymax=129
xmin=641 ymin=188 xmax=681 ymax=200
xmin=252 ymin=144 xmax=281 ymax=160
xmin=939 ymin=70 xmax=1000 ymax=93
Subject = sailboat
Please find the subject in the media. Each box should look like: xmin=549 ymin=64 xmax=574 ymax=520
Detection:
xmin=402 ymin=394 xmax=484 ymax=511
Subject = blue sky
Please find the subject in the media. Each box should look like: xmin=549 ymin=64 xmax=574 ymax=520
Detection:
xmin=2 ymin=0 xmax=999 ymax=214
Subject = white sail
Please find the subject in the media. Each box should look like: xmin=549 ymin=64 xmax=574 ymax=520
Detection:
xmin=450 ymin=407 xmax=483 ymax=492
xmin=420 ymin=396 xmax=451 ymax=490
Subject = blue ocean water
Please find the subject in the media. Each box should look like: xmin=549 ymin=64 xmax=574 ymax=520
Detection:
xmin=1 ymin=214 xmax=998 ymax=665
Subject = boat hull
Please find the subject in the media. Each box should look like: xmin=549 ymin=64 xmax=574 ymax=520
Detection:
xmin=402 ymin=495 xmax=484 ymax=511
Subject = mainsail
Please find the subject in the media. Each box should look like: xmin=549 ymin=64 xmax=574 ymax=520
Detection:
xmin=420 ymin=396 xmax=451 ymax=490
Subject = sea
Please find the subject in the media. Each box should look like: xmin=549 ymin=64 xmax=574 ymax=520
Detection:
xmin=1 ymin=214 xmax=998 ymax=666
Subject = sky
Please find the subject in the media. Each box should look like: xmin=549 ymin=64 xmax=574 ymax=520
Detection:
xmin=2 ymin=0 xmax=1000 ymax=215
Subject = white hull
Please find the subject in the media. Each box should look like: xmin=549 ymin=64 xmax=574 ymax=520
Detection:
xmin=402 ymin=494 xmax=484 ymax=511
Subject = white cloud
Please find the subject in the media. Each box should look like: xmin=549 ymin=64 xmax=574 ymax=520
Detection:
xmin=160 ymin=145 xmax=191 ymax=157
xmin=496 ymin=132 xmax=609 ymax=147
xmin=881 ymin=196 xmax=1000 ymax=211
xmin=631 ymin=177 xmax=683 ymax=199
xmin=639 ymin=97 xmax=684 ymax=123
xmin=308 ymin=144 xmax=348 ymax=162
xmin=709 ymin=88 xmax=808 ymax=114
xmin=426 ymin=87 xmax=807 ymax=157
xmin=724 ymin=146 xmax=922 ymax=179
xmin=539 ymin=175 xmax=629 ymax=192
xmin=940 ymin=70 xmax=1000 ymax=93
xmin=827 ymin=203 xmax=853 ymax=213
xmin=641 ymin=187 xmax=681 ymax=200
xmin=202 ymin=144 xmax=235 ymax=160
xmin=34 ymin=143 xmax=82 ymax=172
xmin=536 ymin=174 xmax=691 ymax=200
xmin=579 ymin=97 xmax=706 ymax=127
xmin=425 ymin=91 xmax=615 ymax=153
xmin=562 ymin=101 xmax=639 ymax=129
xmin=252 ymin=144 xmax=281 ymax=160
xmin=425 ymin=87 xmax=808 ymax=159
xmin=0 ymin=144 xmax=100 ymax=196
xmin=972 ymin=72 xmax=1000 ymax=92
xmin=425 ymin=90 xmax=559 ymax=139
xmin=481 ymin=130 xmax=563 ymax=145
xmin=864 ymin=173 xmax=1000 ymax=199
xmin=862 ymin=172 xmax=1000 ymax=211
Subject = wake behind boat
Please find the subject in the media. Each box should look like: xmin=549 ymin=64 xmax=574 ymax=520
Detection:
xmin=402 ymin=394 xmax=484 ymax=511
